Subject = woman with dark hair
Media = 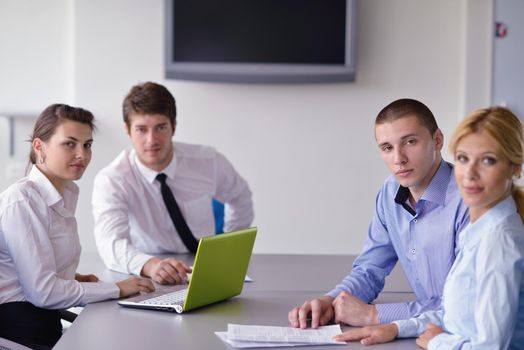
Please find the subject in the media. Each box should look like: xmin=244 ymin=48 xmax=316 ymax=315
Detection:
xmin=334 ymin=106 xmax=524 ymax=349
xmin=0 ymin=104 xmax=154 ymax=349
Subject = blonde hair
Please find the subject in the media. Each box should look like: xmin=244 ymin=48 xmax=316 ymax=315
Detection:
xmin=449 ymin=106 xmax=524 ymax=222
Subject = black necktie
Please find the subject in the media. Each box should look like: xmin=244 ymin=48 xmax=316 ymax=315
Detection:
xmin=156 ymin=173 xmax=199 ymax=253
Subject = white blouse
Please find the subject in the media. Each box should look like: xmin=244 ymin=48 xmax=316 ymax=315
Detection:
xmin=393 ymin=196 xmax=524 ymax=349
xmin=0 ymin=166 xmax=118 ymax=309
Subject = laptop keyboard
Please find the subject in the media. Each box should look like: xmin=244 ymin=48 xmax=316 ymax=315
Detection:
xmin=140 ymin=288 xmax=187 ymax=306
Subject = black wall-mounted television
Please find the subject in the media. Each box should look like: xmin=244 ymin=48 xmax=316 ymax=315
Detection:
xmin=164 ymin=0 xmax=357 ymax=84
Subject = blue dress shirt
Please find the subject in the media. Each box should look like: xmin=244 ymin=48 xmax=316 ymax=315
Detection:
xmin=328 ymin=160 xmax=470 ymax=323
xmin=394 ymin=195 xmax=524 ymax=349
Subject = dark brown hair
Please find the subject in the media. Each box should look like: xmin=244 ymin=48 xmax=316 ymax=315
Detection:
xmin=122 ymin=82 xmax=177 ymax=129
xmin=29 ymin=104 xmax=95 ymax=164
xmin=375 ymin=98 xmax=439 ymax=136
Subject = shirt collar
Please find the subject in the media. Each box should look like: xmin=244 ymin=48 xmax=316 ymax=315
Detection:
xmin=394 ymin=186 xmax=416 ymax=215
xmin=394 ymin=160 xmax=452 ymax=209
xmin=459 ymin=195 xmax=517 ymax=247
xmin=28 ymin=165 xmax=62 ymax=206
xmin=420 ymin=160 xmax=452 ymax=205
xmin=28 ymin=165 xmax=79 ymax=216
xmin=134 ymin=150 xmax=177 ymax=185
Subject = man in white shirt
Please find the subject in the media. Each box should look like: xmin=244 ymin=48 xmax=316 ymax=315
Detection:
xmin=92 ymin=82 xmax=254 ymax=284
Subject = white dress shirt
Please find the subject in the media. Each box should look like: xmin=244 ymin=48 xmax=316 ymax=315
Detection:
xmin=393 ymin=196 xmax=524 ymax=349
xmin=0 ymin=166 xmax=119 ymax=309
xmin=92 ymin=141 xmax=254 ymax=275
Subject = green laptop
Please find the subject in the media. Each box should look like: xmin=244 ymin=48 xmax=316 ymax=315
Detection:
xmin=118 ymin=227 xmax=257 ymax=313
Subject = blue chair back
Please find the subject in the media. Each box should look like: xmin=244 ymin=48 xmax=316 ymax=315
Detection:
xmin=212 ymin=199 xmax=225 ymax=234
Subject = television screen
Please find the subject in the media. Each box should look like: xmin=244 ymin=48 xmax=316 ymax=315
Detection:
xmin=164 ymin=0 xmax=357 ymax=83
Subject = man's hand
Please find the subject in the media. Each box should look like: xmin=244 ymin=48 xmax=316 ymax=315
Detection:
xmin=416 ymin=323 xmax=443 ymax=349
xmin=288 ymin=295 xmax=335 ymax=329
xmin=141 ymin=257 xmax=192 ymax=285
xmin=332 ymin=291 xmax=379 ymax=326
xmin=116 ymin=277 xmax=155 ymax=298
xmin=75 ymin=273 xmax=99 ymax=282
xmin=333 ymin=324 xmax=398 ymax=345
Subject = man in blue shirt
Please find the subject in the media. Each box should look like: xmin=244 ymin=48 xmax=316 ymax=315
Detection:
xmin=288 ymin=99 xmax=469 ymax=328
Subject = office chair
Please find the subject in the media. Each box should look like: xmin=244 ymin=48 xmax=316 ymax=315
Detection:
xmin=212 ymin=199 xmax=225 ymax=234
xmin=0 ymin=336 xmax=32 ymax=350
xmin=59 ymin=310 xmax=77 ymax=323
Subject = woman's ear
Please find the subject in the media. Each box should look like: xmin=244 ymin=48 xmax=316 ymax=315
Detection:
xmin=512 ymin=164 xmax=522 ymax=180
xmin=32 ymin=138 xmax=42 ymax=152
xmin=32 ymin=138 xmax=45 ymax=163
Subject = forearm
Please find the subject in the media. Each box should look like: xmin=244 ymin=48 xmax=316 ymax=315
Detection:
xmin=223 ymin=197 xmax=254 ymax=231
xmin=98 ymin=237 xmax=153 ymax=275
xmin=392 ymin=309 xmax=444 ymax=338
xmin=327 ymin=265 xmax=387 ymax=303
xmin=377 ymin=296 xmax=443 ymax=324
xmin=93 ymin=206 xmax=153 ymax=275
xmin=220 ymin=179 xmax=254 ymax=231
xmin=215 ymin=152 xmax=254 ymax=231
xmin=78 ymin=282 xmax=120 ymax=305
xmin=329 ymin=207 xmax=399 ymax=303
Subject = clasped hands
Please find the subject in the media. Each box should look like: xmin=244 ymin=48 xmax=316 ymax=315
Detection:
xmin=288 ymin=292 xmax=378 ymax=329
xmin=288 ymin=291 xmax=443 ymax=348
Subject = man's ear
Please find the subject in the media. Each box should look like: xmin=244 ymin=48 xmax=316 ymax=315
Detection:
xmin=433 ymin=128 xmax=444 ymax=151
xmin=172 ymin=121 xmax=176 ymax=137
xmin=124 ymin=123 xmax=131 ymax=137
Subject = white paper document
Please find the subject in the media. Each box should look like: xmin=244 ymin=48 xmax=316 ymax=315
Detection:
xmin=215 ymin=324 xmax=345 ymax=348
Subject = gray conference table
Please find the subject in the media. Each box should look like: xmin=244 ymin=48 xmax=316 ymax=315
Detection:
xmin=54 ymin=253 xmax=419 ymax=350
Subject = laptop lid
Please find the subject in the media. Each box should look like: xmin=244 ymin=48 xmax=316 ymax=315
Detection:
xmin=182 ymin=227 xmax=257 ymax=311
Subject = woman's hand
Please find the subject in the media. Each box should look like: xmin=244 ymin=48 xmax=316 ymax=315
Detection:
xmin=116 ymin=277 xmax=155 ymax=298
xmin=333 ymin=323 xmax=398 ymax=345
xmin=75 ymin=273 xmax=99 ymax=282
xmin=416 ymin=324 xmax=444 ymax=349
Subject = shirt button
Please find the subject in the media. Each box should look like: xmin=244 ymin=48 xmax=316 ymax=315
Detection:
xmin=411 ymin=248 xmax=416 ymax=254
xmin=413 ymin=218 xmax=418 ymax=223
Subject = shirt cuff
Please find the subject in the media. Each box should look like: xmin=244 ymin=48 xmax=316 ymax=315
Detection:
xmin=375 ymin=303 xmax=409 ymax=323
xmin=326 ymin=289 xmax=340 ymax=299
xmin=392 ymin=319 xmax=420 ymax=338
xmin=81 ymin=282 xmax=120 ymax=305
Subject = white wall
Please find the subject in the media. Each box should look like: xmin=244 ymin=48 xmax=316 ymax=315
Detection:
xmin=1 ymin=0 xmax=492 ymax=255
xmin=492 ymin=0 xmax=524 ymax=117
xmin=0 ymin=0 xmax=74 ymax=189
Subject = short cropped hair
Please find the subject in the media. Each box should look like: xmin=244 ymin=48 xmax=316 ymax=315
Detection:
xmin=375 ymin=98 xmax=438 ymax=136
xmin=122 ymin=82 xmax=177 ymax=129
